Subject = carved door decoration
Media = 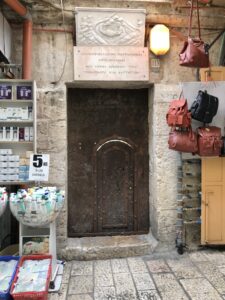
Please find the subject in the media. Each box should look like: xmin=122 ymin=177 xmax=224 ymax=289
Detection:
xmin=68 ymin=88 xmax=149 ymax=236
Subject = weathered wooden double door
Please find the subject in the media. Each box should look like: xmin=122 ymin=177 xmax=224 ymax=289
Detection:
xmin=67 ymin=88 xmax=149 ymax=237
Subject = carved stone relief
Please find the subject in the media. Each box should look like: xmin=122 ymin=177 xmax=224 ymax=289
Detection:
xmin=75 ymin=8 xmax=146 ymax=46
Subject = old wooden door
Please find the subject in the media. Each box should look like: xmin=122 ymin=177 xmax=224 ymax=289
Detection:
xmin=68 ymin=88 xmax=149 ymax=236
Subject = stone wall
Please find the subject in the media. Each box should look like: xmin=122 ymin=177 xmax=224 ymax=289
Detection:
xmin=149 ymin=84 xmax=181 ymax=250
xmin=9 ymin=5 xmax=222 ymax=253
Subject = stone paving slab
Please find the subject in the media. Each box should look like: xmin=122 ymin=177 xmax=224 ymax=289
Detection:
xmin=152 ymin=273 xmax=189 ymax=300
xmin=67 ymin=295 xmax=93 ymax=300
xmin=68 ymin=275 xmax=94 ymax=295
xmin=71 ymin=261 xmax=93 ymax=276
xmin=111 ymin=258 xmax=129 ymax=274
xmin=132 ymin=272 xmax=156 ymax=290
xmin=94 ymin=286 xmax=117 ymax=300
xmin=48 ymin=249 xmax=225 ymax=299
xmin=180 ymin=278 xmax=222 ymax=300
xmin=146 ymin=259 xmax=170 ymax=273
xmin=196 ymin=262 xmax=225 ymax=294
xmin=166 ymin=258 xmax=203 ymax=280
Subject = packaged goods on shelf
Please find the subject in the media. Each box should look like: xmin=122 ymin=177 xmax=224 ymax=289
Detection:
xmin=29 ymin=127 xmax=33 ymax=141
xmin=18 ymin=127 xmax=33 ymax=142
xmin=0 ymin=187 xmax=8 ymax=216
xmin=0 ymin=149 xmax=12 ymax=155
xmin=10 ymin=187 xmax=65 ymax=227
xmin=28 ymin=106 xmax=33 ymax=120
xmin=0 ymin=127 xmax=19 ymax=142
xmin=0 ymin=162 xmax=8 ymax=168
xmin=0 ymin=127 xmax=5 ymax=140
xmin=8 ymin=161 xmax=19 ymax=168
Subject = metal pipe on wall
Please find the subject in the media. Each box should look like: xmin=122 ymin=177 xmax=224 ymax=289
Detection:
xmin=3 ymin=0 xmax=32 ymax=79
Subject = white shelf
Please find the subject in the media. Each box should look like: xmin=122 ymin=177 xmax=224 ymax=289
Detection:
xmin=0 ymin=120 xmax=33 ymax=124
xmin=0 ymin=181 xmax=34 ymax=185
xmin=0 ymin=141 xmax=33 ymax=144
xmin=0 ymin=100 xmax=33 ymax=104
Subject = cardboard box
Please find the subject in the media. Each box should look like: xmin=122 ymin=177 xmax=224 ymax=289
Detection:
xmin=19 ymin=128 xmax=25 ymax=141
xmin=0 ymin=127 xmax=4 ymax=140
xmin=21 ymin=106 xmax=29 ymax=120
xmin=24 ymin=127 xmax=30 ymax=141
xmin=0 ymin=162 xmax=8 ymax=168
xmin=29 ymin=127 xmax=33 ymax=141
xmin=0 ymin=149 xmax=12 ymax=155
xmin=5 ymin=126 xmax=12 ymax=141
xmin=13 ymin=127 xmax=19 ymax=141
xmin=9 ymin=155 xmax=20 ymax=162
xmin=28 ymin=106 xmax=33 ymax=120
xmin=0 ymin=155 xmax=8 ymax=162
xmin=8 ymin=161 xmax=19 ymax=168
xmin=0 ymin=107 xmax=7 ymax=120
xmin=8 ymin=174 xmax=19 ymax=181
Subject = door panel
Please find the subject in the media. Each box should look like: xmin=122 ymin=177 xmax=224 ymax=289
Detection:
xmin=205 ymin=186 xmax=223 ymax=243
xmin=96 ymin=140 xmax=135 ymax=232
xmin=67 ymin=88 xmax=149 ymax=236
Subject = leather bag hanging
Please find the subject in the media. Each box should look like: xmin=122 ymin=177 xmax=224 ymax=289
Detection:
xmin=179 ymin=0 xmax=209 ymax=68
xmin=190 ymin=90 xmax=219 ymax=123
xmin=166 ymin=96 xmax=191 ymax=128
xmin=197 ymin=126 xmax=222 ymax=156
xmin=168 ymin=127 xmax=198 ymax=154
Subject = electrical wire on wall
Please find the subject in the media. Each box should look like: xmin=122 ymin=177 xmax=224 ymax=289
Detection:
xmin=51 ymin=0 xmax=68 ymax=85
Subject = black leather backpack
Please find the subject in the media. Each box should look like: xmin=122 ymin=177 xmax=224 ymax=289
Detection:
xmin=190 ymin=90 xmax=219 ymax=124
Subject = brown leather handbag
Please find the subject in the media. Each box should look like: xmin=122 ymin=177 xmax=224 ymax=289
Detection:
xmin=168 ymin=127 xmax=198 ymax=154
xmin=166 ymin=97 xmax=191 ymax=128
xmin=179 ymin=0 xmax=209 ymax=68
xmin=197 ymin=126 xmax=223 ymax=156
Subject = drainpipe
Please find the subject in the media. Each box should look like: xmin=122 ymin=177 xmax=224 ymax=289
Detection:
xmin=3 ymin=0 xmax=32 ymax=79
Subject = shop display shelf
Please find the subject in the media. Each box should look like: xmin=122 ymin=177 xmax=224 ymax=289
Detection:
xmin=0 ymin=256 xmax=20 ymax=300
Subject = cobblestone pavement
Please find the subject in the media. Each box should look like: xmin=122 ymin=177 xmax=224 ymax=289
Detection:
xmin=49 ymin=249 xmax=225 ymax=300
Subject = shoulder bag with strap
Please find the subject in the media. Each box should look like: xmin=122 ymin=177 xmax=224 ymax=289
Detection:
xmin=179 ymin=0 xmax=209 ymax=68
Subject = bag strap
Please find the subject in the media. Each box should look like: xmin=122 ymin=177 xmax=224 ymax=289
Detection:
xmin=206 ymin=28 xmax=225 ymax=51
xmin=188 ymin=0 xmax=201 ymax=39
xmin=179 ymin=90 xmax=184 ymax=99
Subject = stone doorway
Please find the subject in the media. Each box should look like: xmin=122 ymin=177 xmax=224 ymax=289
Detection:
xmin=67 ymin=88 xmax=149 ymax=237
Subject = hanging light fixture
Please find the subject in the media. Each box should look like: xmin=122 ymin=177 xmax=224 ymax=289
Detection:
xmin=150 ymin=24 xmax=170 ymax=56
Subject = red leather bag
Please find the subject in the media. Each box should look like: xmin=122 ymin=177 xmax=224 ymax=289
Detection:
xmin=166 ymin=98 xmax=191 ymax=128
xmin=197 ymin=126 xmax=223 ymax=156
xmin=179 ymin=0 xmax=209 ymax=68
xmin=168 ymin=128 xmax=198 ymax=154
xmin=180 ymin=38 xmax=209 ymax=68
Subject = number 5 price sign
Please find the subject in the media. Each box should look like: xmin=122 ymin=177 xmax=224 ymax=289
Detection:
xmin=29 ymin=154 xmax=50 ymax=182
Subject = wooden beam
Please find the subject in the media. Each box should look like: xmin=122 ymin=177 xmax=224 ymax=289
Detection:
xmin=146 ymin=14 xmax=225 ymax=29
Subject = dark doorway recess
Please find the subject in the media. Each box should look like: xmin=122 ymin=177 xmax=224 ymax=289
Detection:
xmin=67 ymin=88 xmax=149 ymax=237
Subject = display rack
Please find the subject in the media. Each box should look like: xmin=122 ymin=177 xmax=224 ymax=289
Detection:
xmin=0 ymin=79 xmax=37 ymax=185
xmin=0 ymin=80 xmax=61 ymax=291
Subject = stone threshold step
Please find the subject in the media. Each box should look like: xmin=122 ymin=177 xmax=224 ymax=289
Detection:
xmin=61 ymin=232 xmax=158 ymax=261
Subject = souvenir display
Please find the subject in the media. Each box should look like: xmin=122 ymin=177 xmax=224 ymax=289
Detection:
xmin=0 ymin=259 xmax=18 ymax=294
xmin=0 ymin=187 xmax=8 ymax=217
xmin=11 ymin=258 xmax=51 ymax=293
xmin=10 ymin=187 xmax=64 ymax=227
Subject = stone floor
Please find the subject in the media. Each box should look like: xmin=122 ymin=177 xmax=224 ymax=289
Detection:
xmin=49 ymin=248 xmax=225 ymax=300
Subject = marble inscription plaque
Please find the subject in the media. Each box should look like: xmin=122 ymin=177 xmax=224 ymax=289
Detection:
xmin=74 ymin=46 xmax=149 ymax=81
